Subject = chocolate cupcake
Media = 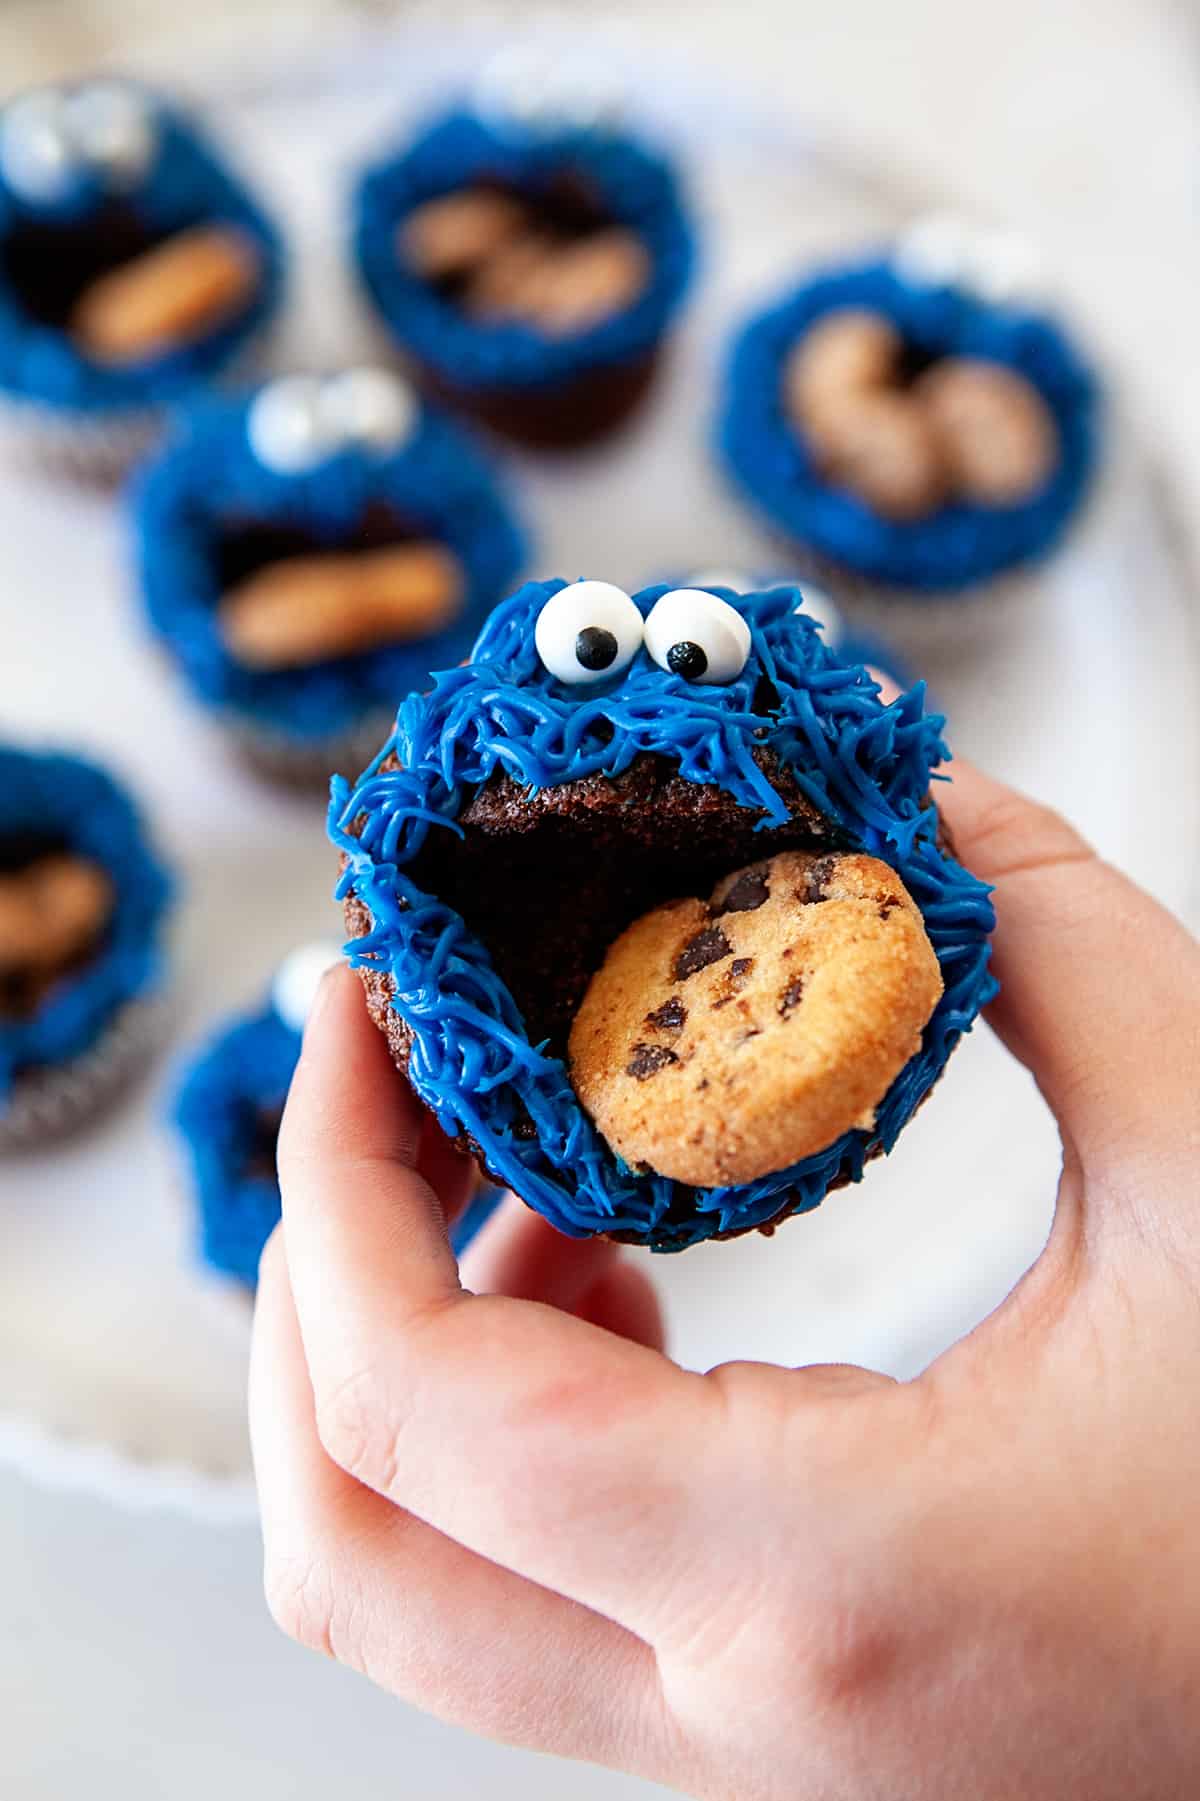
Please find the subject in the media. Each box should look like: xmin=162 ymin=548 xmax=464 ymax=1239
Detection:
xmin=351 ymin=63 xmax=694 ymax=449
xmin=174 ymin=941 xmax=501 ymax=1288
xmin=133 ymin=366 xmax=527 ymax=782
xmin=718 ymin=217 xmax=1099 ymax=595
xmin=330 ymin=578 xmax=995 ymax=1251
xmin=0 ymin=746 xmax=172 ymax=1148
xmin=0 ymin=79 xmax=283 ymax=477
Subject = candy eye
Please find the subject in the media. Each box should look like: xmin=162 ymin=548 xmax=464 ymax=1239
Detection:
xmin=794 ymin=581 xmax=844 ymax=647
xmin=895 ymin=211 xmax=1042 ymax=306
xmin=534 ymin=581 xmax=644 ymax=686
xmin=473 ymin=43 xmax=625 ymax=134
xmin=644 ymin=588 xmax=751 ymax=685
xmin=322 ymin=366 xmax=416 ymax=455
xmin=67 ymin=82 xmax=155 ymax=188
xmin=0 ymin=89 xmax=74 ymax=205
xmin=247 ymin=375 xmax=340 ymax=474
xmin=271 ymin=941 xmax=345 ymax=1035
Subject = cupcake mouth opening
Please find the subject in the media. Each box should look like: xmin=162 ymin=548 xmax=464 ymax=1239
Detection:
xmin=0 ymin=200 xmax=173 ymax=330
xmin=408 ymin=751 xmax=846 ymax=1063
xmin=399 ymin=170 xmax=649 ymax=338
xmin=214 ymin=501 xmax=466 ymax=673
xmin=0 ymin=831 xmax=113 ymax=1019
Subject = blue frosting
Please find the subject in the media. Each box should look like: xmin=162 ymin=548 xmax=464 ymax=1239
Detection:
xmin=0 ymin=746 xmax=173 ymax=1101
xmin=718 ymin=259 xmax=1099 ymax=592
xmin=0 ymin=89 xmax=283 ymax=414
xmin=132 ymin=392 xmax=527 ymax=741
xmin=330 ymin=579 xmax=997 ymax=1251
xmin=174 ymin=1000 xmax=502 ymax=1288
xmin=352 ymin=108 xmax=695 ymax=391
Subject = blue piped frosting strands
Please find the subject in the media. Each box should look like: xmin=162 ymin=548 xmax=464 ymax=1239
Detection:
xmin=718 ymin=258 xmax=1099 ymax=592
xmin=330 ymin=580 xmax=996 ymax=1250
xmin=0 ymin=747 xmax=173 ymax=1099
xmin=352 ymin=108 xmax=695 ymax=391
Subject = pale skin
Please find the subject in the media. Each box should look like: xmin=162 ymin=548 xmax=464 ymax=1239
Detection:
xmin=251 ymin=746 xmax=1200 ymax=1800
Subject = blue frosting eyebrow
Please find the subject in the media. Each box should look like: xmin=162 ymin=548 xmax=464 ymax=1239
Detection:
xmin=352 ymin=107 xmax=695 ymax=391
xmin=718 ymin=258 xmax=1099 ymax=592
xmin=173 ymin=1000 xmax=502 ymax=1287
xmin=132 ymin=393 xmax=527 ymax=742
xmin=0 ymin=92 xmax=284 ymax=413
xmin=0 ymin=746 xmax=173 ymax=1100
xmin=330 ymin=580 xmax=996 ymax=1251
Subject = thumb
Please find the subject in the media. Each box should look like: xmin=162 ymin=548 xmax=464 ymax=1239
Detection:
xmin=935 ymin=756 xmax=1200 ymax=1196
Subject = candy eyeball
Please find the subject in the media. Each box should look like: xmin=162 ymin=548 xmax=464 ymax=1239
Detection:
xmin=894 ymin=211 xmax=1043 ymax=307
xmin=322 ymin=366 xmax=417 ymax=456
xmin=794 ymin=581 xmax=845 ymax=647
xmin=473 ymin=42 xmax=626 ymax=134
xmin=247 ymin=375 xmax=341 ymax=475
xmin=535 ymin=580 xmax=644 ymax=686
xmin=0 ymin=89 xmax=75 ymax=205
xmin=272 ymin=941 xmax=345 ymax=1036
xmin=67 ymin=81 xmax=155 ymax=188
xmin=644 ymin=588 xmax=751 ymax=685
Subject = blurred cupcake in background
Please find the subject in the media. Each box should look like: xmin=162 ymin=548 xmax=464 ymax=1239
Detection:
xmin=0 ymin=78 xmax=283 ymax=479
xmin=173 ymin=940 xmax=502 ymax=1289
xmin=132 ymin=365 xmax=527 ymax=783
xmin=351 ymin=43 xmax=695 ymax=448
xmin=0 ymin=746 xmax=173 ymax=1150
xmin=718 ymin=215 xmax=1099 ymax=596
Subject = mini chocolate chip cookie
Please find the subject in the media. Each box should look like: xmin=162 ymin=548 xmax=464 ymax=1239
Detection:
xmin=568 ymin=848 xmax=944 ymax=1187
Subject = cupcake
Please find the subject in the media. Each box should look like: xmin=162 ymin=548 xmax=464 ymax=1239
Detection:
xmin=330 ymin=578 xmax=995 ymax=1251
xmin=351 ymin=52 xmax=695 ymax=448
xmin=174 ymin=941 xmax=502 ymax=1288
xmin=0 ymin=78 xmax=283 ymax=477
xmin=718 ymin=216 xmax=1099 ymax=595
xmin=0 ymin=746 xmax=173 ymax=1149
xmin=133 ymin=366 xmax=527 ymax=782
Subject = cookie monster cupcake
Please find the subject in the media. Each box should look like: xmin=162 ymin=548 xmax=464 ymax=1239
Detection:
xmin=351 ymin=48 xmax=695 ymax=448
xmin=330 ymin=578 xmax=995 ymax=1251
xmin=0 ymin=78 xmax=283 ymax=477
xmin=718 ymin=215 xmax=1099 ymax=596
xmin=0 ymin=746 xmax=173 ymax=1148
xmin=174 ymin=940 xmax=502 ymax=1289
xmin=133 ymin=366 xmax=527 ymax=782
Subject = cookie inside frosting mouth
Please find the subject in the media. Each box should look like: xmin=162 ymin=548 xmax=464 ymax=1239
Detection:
xmin=0 ymin=831 xmax=114 ymax=1020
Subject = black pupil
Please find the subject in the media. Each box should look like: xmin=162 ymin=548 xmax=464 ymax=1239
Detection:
xmin=575 ymin=626 xmax=618 ymax=672
xmin=667 ymin=640 xmax=708 ymax=680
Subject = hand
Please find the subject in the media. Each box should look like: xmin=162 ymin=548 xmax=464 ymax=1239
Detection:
xmin=251 ymin=756 xmax=1200 ymax=1801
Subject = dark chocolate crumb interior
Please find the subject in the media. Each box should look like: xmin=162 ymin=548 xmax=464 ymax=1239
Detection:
xmin=408 ymin=750 xmax=847 ymax=1061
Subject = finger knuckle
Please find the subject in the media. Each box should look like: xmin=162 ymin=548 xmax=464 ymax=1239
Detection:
xmin=263 ymin=1552 xmax=337 ymax=1658
xmin=314 ymin=1362 xmax=400 ymax=1493
xmin=964 ymin=790 xmax=1092 ymax=883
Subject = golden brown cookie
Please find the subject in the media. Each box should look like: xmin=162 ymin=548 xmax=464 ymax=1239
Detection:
xmin=916 ymin=357 xmax=1059 ymax=506
xmin=398 ymin=188 xmax=529 ymax=281
xmin=782 ymin=306 xmax=902 ymax=434
xmin=70 ymin=224 xmax=262 ymax=365
xmin=568 ymin=849 xmax=943 ymax=1187
xmin=218 ymin=541 xmax=464 ymax=672
xmin=0 ymin=854 xmax=114 ymax=1017
xmin=808 ymin=388 xmax=948 ymax=522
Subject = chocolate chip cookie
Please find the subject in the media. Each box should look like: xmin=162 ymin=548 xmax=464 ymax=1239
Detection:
xmin=569 ymin=849 xmax=943 ymax=1187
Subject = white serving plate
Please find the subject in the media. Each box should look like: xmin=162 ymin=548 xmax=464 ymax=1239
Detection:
xmin=1 ymin=20 xmax=1196 ymax=1517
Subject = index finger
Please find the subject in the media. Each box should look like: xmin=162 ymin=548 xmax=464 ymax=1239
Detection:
xmin=277 ymin=965 xmax=717 ymax=1645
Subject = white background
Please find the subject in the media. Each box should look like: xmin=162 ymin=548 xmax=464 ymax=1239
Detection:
xmin=3 ymin=4 xmax=1200 ymax=1797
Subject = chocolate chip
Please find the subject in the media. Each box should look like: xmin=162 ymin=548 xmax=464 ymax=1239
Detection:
xmin=712 ymin=955 xmax=755 ymax=1009
xmin=714 ymin=867 xmax=770 ymax=914
xmin=798 ymin=856 xmax=836 ymax=905
xmin=778 ymin=976 xmax=805 ymax=1016
xmin=645 ymin=996 xmax=686 ymax=1031
xmin=878 ymin=901 xmax=897 ymax=921
xmin=674 ymin=924 xmax=732 ymax=981
xmin=626 ymin=1042 xmax=679 ymax=1080
xmin=736 ymin=1027 xmax=763 ymax=1046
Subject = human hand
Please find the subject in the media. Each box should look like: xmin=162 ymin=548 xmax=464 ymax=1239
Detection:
xmin=250 ymin=755 xmax=1200 ymax=1801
